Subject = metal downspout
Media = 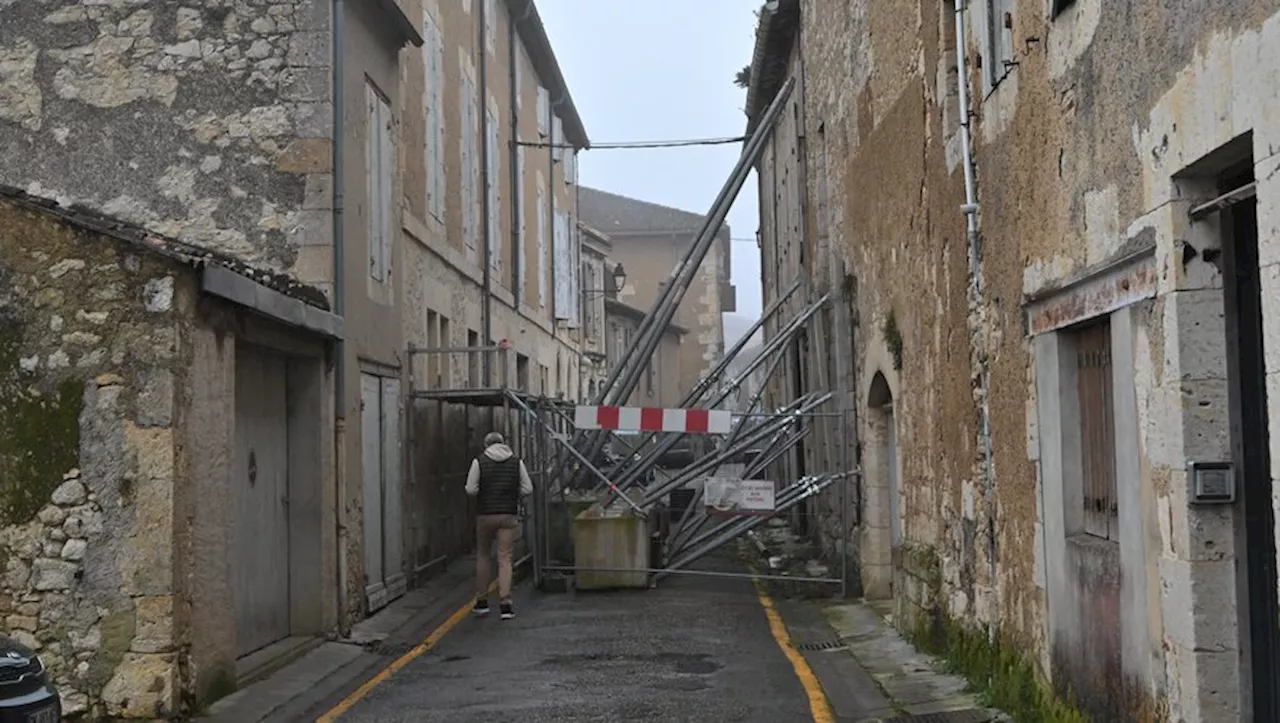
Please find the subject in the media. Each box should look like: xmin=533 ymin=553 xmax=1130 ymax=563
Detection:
xmin=954 ymin=0 xmax=998 ymax=643
xmin=330 ymin=0 xmax=349 ymax=636
xmin=479 ymin=0 xmax=493 ymax=380
xmin=508 ymin=11 xmax=522 ymax=308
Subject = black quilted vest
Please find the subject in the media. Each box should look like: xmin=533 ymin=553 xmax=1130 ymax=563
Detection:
xmin=476 ymin=455 xmax=521 ymax=515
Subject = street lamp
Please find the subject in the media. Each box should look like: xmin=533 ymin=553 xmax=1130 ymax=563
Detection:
xmin=610 ymin=262 xmax=627 ymax=293
xmin=585 ymin=263 xmax=627 ymax=299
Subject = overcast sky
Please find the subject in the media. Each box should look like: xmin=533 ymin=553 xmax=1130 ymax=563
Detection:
xmin=537 ymin=0 xmax=763 ymax=319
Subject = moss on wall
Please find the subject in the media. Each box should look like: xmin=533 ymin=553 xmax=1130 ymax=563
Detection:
xmin=882 ymin=310 xmax=903 ymax=371
xmin=0 ymin=325 xmax=83 ymax=526
xmin=909 ymin=609 xmax=1087 ymax=723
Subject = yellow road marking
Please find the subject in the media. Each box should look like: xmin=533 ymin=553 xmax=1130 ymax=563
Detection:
xmin=316 ymin=581 xmax=497 ymax=722
xmin=753 ymin=578 xmax=836 ymax=723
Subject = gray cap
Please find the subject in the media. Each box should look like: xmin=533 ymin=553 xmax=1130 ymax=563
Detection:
xmin=484 ymin=432 xmax=504 ymax=446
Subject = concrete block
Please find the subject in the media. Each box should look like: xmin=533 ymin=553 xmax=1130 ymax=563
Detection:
xmin=1158 ymin=556 xmax=1238 ymax=654
xmin=1167 ymin=642 xmax=1242 ymax=723
xmin=570 ymin=503 xmax=649 ymax=590
xmin=1259 ymin=265 xmax=1280 ymax=374
xmin=1163 ymin=289 xmax=1229 ymax=383
xmin=1270 ymin=373 xmax=1280 ymax=481
xmin=1178 ymin=378 xmax=1232 ymax=462
xmin=1163 ymin=470 xmax=1236 ymax=561
xmin=1255 ymin=162 xmax=1280 ymax=269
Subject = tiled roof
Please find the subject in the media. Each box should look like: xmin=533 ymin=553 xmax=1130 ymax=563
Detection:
xmin=0 ymin=185 xmax=330 ymax=310
xmin=578 ymin=186 xmax=729 ymax=238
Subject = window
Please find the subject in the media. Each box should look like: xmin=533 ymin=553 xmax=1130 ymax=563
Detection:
xmin=536 ymin=86 xmax=550 ymax=137
xmin=564 ymin=148 xmax=576 ymax=186
xmin=984 ymin=0 xmax=1014 ymax=89
xmin=1072 ymin=319 xmax=1117 ymax=540
xmin=484 ymin=0 xmax=495 ymax=53
xmin=514 ymin=147 xmax=526 ymax=301
xmin=536 ymin=184 xmax=547 ymax=306
xmin=426 ymin=310 xmax=439 ymax=386
xmin=486 ymin=106 xmax=501 ymax=273
xmin=553 ymin=210 xmax=572 ymax=319
xmin=581 ymin=260 xmax=594 ymax=337
xmin=365 ymin=81 xmax=393 ymax=283
xmin=422 ymin=12 xmax=445 ymax=221
xmin=514 ymin=47 xmax=524 ymax=109
xmin=460 ymin=72 xmax=479 ymax=261
xmin=516 ymin=353 xmax=530 ymax=391
xmin=940 ymin=1 xmax=961 ymax=136
xmin=467 ymin=329 xmax=481 ymax=387
xmin=552 ymin=116 xmax=564 ymax=164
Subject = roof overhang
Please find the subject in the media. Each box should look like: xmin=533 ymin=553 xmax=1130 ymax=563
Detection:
xmin=202 ymin=265 xmax=344 ymax=340
xmin=507 ymin=0 xmax=589 ymax=149
xmin=744 ymin=0 xmax=800 ymax=132
xmin=374 ymin=0 xmax=424 ymax=47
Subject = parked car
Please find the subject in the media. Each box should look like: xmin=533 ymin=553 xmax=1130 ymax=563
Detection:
xmin=0 ymin=637 xmax=60 ymax=723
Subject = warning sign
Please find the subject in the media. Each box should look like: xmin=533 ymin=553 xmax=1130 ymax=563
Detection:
xmin=704 ymin=477 xmax=775 ymax=516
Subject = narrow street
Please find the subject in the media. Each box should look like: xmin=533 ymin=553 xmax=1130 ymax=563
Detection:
xmin=320 ymin=565 xmax=816 ymax=723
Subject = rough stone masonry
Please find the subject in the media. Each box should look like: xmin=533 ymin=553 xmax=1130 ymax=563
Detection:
xmin=0 ymin=198 xmax=195 ymax=718
xmin=0 ymin=0 xmax=335 ymax=295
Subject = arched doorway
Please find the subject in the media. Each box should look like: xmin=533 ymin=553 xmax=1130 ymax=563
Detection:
xmin=862 ymin=371 xmax=900 ymax=599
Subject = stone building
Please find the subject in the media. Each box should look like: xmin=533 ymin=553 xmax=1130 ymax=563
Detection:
xmin=577 ymin=221 xmax=684 ymax=407
xmin=746 ymin=0 xmax=1280 ymax=721
xmin=397 ymin=0 xmax=589 ymax=586
xmin=577 ymin=186 xmax=736 ymax=399
xmin=0 ymin=0 xmax=590 ymax=714
xmin=0 ymin=187 xmax=339 ymax=718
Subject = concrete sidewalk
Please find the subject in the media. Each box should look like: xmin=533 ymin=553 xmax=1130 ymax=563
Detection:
xmin=790 ymin=597 xmax=1010 ymax=723
xmin=204 ymin=556 xmax=483 ymax=723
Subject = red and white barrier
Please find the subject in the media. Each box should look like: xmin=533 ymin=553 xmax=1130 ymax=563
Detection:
xmin=573 ymin=405 xmax=734 ymax=435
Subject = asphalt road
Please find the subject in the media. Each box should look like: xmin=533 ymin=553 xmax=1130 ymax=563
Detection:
xmin=332 ymin=570 xmax=814 ymax=723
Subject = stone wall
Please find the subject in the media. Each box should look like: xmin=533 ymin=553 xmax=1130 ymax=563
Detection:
xmin=0 ymin=0 xmax=334 ymax=294
xmin=773 ymin=0 xmax=1280 ymax=718
xmin=0 ymin=200 xmax=190 ymax=718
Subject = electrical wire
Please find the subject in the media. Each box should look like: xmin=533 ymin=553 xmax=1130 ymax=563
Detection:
xmin=517 ymin=135 xmax=747 ymax=150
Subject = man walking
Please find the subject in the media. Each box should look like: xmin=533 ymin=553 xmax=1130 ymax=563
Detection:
xmin=465 ymin=431 xmax=533 ymax=620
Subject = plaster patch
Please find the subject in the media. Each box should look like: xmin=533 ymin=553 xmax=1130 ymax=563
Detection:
xmin=0 ymin=40 xmax=42 ymax=131
xmin=1047 ymin=0 xmax=1102 ymax=80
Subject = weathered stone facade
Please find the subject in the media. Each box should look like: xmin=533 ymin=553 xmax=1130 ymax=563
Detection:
xmin=0 ymin=194 xmax=192 ymax=718
xmin=0 ymin=189 xmax=337 ymax=719
xmin=0 ymin=0 xmax=334 ymax=291
xmin=748 ymin=0 xmax=1280 ymax=720
xmin=577 ymin=186 xmax=734 ymax=400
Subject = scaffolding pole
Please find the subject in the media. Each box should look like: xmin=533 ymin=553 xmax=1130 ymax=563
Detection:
xmin=596 ymin=293 xmax=830 ymax=502
xmin=562 ymin=77 xmax=799 ymax=483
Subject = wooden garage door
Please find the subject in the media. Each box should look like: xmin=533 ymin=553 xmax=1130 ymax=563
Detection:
xmin=233 ymin=345 xmax=291 ymax=657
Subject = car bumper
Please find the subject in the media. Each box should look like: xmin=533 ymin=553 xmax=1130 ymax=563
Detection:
xmin=0 ymin=686 xmax=61 ymax=723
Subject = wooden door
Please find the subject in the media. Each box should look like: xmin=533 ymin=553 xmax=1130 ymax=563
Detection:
xmin=233 ymin=345 xmax=291 ymax=657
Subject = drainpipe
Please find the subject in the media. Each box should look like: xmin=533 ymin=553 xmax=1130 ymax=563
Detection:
xmin=479 ymin=0 xmax=493 ymax=381
xmin=330 ymin=0 xmax=349 ymax=636
xmin=511 ymin=2 xmax=534 ymax=309
xmin=954 ymin=0 xmax=998 ymax=643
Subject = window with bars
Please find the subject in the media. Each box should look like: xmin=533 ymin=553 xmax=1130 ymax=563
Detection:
xmin=1072 ymin=319 xmax=1118 ymax=540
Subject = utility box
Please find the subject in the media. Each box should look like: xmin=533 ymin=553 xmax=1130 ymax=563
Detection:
xmin=571 ymin=493 xmax=650 ymax=590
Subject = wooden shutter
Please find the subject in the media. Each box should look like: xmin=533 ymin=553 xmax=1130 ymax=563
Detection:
xmin=1075 ymin=320 xmax=1118 ymax=540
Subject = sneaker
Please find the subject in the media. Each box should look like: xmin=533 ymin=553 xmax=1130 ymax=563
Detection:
xmin=473 ymin=598 xmax=490 ymax=616
xmin=499 ymin=601 xmax=514 ymax=620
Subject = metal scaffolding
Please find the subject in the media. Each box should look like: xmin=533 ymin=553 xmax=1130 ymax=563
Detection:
xmin=403 ymin=72 xmax=856 ymax=595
